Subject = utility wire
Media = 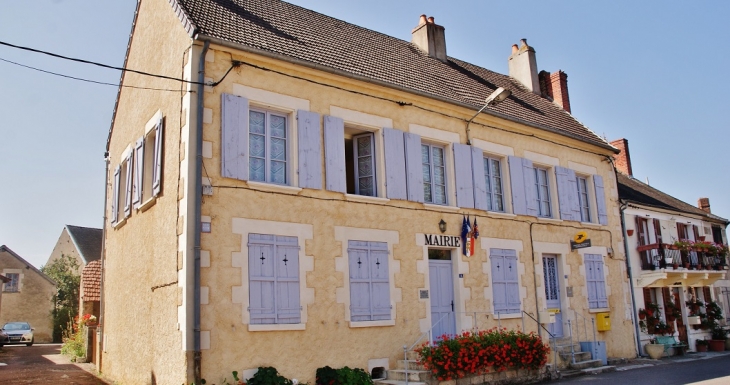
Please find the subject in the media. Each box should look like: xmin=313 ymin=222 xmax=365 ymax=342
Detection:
xmin=0 ymin=57 xmax=182 ymax=92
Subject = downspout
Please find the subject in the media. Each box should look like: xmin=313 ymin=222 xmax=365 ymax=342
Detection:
xmin=97 ymin=152 xmax=110 ymax=370
xmin=620 ymin=200 xmax=643 ymax=357
xmin=529 ymin=222 xmax=541 ymax=336
xmin=194 ymin=40 xmax=210 ymax=385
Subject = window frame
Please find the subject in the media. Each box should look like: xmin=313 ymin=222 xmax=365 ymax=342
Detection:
xmin=483 ymin=155 xmax=505 ymax=212
xmin=248 ymin=107 xmax=291 ymax=185
xmin=534 ymin=166 xmax=552 ymax=218
xmin=346 ymin=130 xmax=379 ymax=197
xmin=422 ymin=142 xmax=448 ymax=205
xmin=2 ymin=273 xmax=19 ymax=292
xmin=347 ymin=240 xmax=391 ymax=322
xmin=576 ymin=175 xmax=591 ymax=222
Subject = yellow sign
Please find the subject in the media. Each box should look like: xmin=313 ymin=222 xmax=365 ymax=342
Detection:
xmin=547 ymin=308 xmax=561 ymax=314
xmin=574 ymin=231 xmax=588 ymax=244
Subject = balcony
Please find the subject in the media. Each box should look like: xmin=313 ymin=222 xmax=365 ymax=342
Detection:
xmin=636 ymin=243 xmax=728 ymax=288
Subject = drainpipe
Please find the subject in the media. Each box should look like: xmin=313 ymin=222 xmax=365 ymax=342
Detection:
xmin=193 ymin=40 xmax=210 ymax=385
xmin=529 ymin=222 xmax=542 ymax=336
xmin=97 ymin=152 xmax=110 ymax=370
xmin=620 ymin=200 xmax=643 ymax=357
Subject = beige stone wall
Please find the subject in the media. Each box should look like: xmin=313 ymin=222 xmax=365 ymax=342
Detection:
xmin=46 ymin=228 xmax=85 ymax=275
xmin=101 ymin=0 xmax=192 ymax=383
xmin=192 ymin=45 xmax=635 ymax=383
xmin=0 ymin=249 xmax=55 ymax=343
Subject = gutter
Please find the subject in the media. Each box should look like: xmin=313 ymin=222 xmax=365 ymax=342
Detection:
xmin=193 ymin=40 xmax=209 ymax=385
xmin=195 ymin=34 xmax=619 ymax=155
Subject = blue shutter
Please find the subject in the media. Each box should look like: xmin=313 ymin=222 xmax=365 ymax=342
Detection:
xmin=323 ymin=115 xmax=346 ymax=193
xmin=490 ymin=249 xmax=507 ymax=313
xmin=404 ymin=132 xmax=424 ymax=202
xmin=522 ymin=158 xmax=539 ymax=216
xmin=503 ymin=250 xmax=521 ymax=313
xmin=274 ymin=235 xmax=301 ymax=324
xmin=152 ymin=117 xmax=164 ymax=197
xmin=248 ymin=234 xmax=276 ymax=324
xmin=594 ymin=175 xmax=608 ymax=225
xmin=221 ymin=93 xmax=249 ymax=181
xmin=585 ymin=254 xmax=608 ymax=309
xmin=472 ymin=147 xmax=489 ymax=211
xmin=555 ymin=166 xmax=580 ymax=221
xmin=297 ymin=110 xmax=322 ymax=189
xmin=382 ymin=128 xmax=407 ymax=200
xmin=509 ymin=156 xmax=536 ymax=215
xmin=491 ymin=249 xmax=520 ymax=314
xmin=453 ymin=144 xmax=475 ymax=208
xmin=349 ymin=241 xmax=372 ymax=321
xmin=111 ymin=165 xmax=120 ymax=224
xmin=133 ymin=137 xmax=144 ymax=208
xmin=369 ymin=243 xmax=391 ymax=321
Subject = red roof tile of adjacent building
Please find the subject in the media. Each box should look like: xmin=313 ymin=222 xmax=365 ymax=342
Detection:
xmin=81 ymin=260 xmax=102 ymax=302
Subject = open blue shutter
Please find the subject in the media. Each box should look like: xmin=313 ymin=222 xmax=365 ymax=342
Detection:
xmin=275 ymin=235 xmax=301 ymax=324
xmin=152 ymin=117 xmax=164 ymax=197
xmin=594 ymin=175 xmax=608 ymax=225
xmin=369 ymin=242 xmax=391 ymax=321
xmin=111 ymin=165 xmax=120 ymax=224
xmin=453 ymin=144 xmax=475 ymax=208
xmin=556 ymin=166 xmax=580 ymax=221
xmin=133 ymin=137 xmax=144 ymax=209
xmin=221 ymin=93 xmax=249 ymax=181
xmin=248 ymin=234 xmax=276 ymax=324
xmin=297 ymin=110 xmax=322 ymax=189
xmin=382 ymin=128 xmax=407 ymax=200
xmin=124 ymin=153 xmax=133 ymax=218
xmin=504 ymin=250 xmax=521 ymax=313
xmin=404 ymin=132 xmax=424 ymax=202
xmin=491 ymin=249 xmax=507 ymax=313
xmin=349 ymin=241 xmax=371 ymax=321
xmin=472 ymin=147 xmax=488 ymax=210
xmin=522 ymin=158 xmax=538 ymax=216
xmin=323 ymin=115 xmax=346 ymax=193
xmin=585 ymin=254 xmax=608 ymax=308
xmin=509 ymin=156 xmax=537 ymax=215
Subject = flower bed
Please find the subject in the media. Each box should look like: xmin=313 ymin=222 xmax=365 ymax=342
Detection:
xmin=416 ymin=329 xmax=550 ymax=381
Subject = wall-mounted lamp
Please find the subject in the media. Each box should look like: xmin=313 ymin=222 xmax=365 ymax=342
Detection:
xmin=439 ymin=219 xmax=447 ymax=233
xmin=465 ymin=87 xmax=512 ymax=144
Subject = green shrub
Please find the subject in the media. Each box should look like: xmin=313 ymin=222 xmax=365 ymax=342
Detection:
xmin=316 ymin=366 xmax=372 ymax=385
xmin=248 ymin=367 xmax=293 ymax=385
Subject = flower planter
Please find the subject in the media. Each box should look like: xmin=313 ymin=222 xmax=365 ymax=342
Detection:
xmin=696 ymin=344 xmax=708 ymax=352
xmin=645 ymin=344 xmax=665 ymax=359
xmin=725 ymin=339 xmax=730 ymax=350
xmin=709 ymin=340 xmax=725 ymax=352
xmin=687 ymin=316 xmax=701 ymax=325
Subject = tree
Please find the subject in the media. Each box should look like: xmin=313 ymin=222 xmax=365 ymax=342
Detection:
xmin=41 ymin=254 xmax=80 ymax=342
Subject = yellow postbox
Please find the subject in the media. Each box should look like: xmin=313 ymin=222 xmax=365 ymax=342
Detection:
xmin=596 ymin=312 xmax=611 ymax=331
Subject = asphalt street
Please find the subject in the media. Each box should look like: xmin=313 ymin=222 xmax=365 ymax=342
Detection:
xmin=0 ymin=344 xmax=108 ymax=384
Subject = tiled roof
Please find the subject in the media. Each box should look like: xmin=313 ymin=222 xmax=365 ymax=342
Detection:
xmin=81 ymin=260 xmax=102 ymax=302
xmin=66 ymin=225 xmax=103 ymax=263
xmin=616 ymin=172 xmax=728 ymax=224
xmin=171 ymin=0 xmax=614 ymax=151
xmin=0 ymin=245 xmax=57 ymax=286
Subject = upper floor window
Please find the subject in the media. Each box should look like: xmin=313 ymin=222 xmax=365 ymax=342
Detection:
xmin=3 ymin=273 xmax=19 ymax=292
xmin=249 ymin=109 xmax=289 ymax=184
xmin=423 ymin=143 xmax=447 ymax=205
xmin=577 ymin=176 xmax=591 ymax=222
xmin=534 ymin=167 xmax=552 ymax=217
xmin=344 ymin=130 xmax=377 ymax=196
xmin=484 ymin=156 xmax=504 ymax=212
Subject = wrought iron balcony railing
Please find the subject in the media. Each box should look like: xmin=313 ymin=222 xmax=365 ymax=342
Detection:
xmin=636 ymin=243 xmax=727 ymax=271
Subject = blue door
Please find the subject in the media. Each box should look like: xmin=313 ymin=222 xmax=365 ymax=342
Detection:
xmin=429 ymin=258 xmax=456 ymax=341
xmin=543 ymin=255 xmax=563 ymax=337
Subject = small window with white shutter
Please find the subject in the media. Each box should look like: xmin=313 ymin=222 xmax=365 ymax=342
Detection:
xmin=132 ymin=112 xmax=164 ymax=211
xmin=111 ymin=150 xmax=133 ymax=227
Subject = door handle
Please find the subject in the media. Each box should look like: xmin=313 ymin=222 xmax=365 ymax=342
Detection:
xmin=451 ymin=300 xmax=454 ymax=312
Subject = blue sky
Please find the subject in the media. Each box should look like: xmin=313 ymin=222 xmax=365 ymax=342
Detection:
xmin=1 ymin=0 xmax=728 ymax=269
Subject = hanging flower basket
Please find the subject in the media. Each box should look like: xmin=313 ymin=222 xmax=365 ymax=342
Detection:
xmin=688 ymin=316 xmax=701 ymax=325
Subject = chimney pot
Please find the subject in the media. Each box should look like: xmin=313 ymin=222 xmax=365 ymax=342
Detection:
xmin=609 ymin=138 xmax=633 ymax=176
xmin=511 ymin=44 xmax=519 ymax=54
xmin=698 ymin=198 xmax=711 ymax=213
xmin=520 ymin=38 xmax=528 ymax=48
xmin=428 ymin=16 xmax=435 ymax=24
xmin=419 ymin=14 xmax=427 ymax=25
xmin=411 ymin=15 xmax=447 ymax=62
xmin=539 ymin=70 xmax=571 ymax=113
xmin=508 ymin=39 xmax=540 ymax=93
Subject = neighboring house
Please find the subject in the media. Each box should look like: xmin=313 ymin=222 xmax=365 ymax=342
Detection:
xmin=101 ymin=1 xmax=634 ymax=384
xmin=0 ymin=245 xmax=56 ymax=342
xmin=612 ymin=139 xmax=729 ymax=353
xmin=0 ymin=275 xmax=10 ymax=318
xmin=80 ymin=260 xmax=102 ymax=318
xmin=46 ymin=225 xmax=103 ymax=275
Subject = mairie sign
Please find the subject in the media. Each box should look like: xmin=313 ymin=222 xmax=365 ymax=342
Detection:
xmin=425 ymin=234 xmax=461 ymax=248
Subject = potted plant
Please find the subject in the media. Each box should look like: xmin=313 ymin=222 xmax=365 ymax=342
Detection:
xmin=696 ymin=339 xmax=709 ymax=352
xmin=644 ymin=337 xmax=665 ymax=359
xmin=665 ymin=298 xmax=681 ymax=322
xmin=709 ymin=325 xmax=727 ymax=352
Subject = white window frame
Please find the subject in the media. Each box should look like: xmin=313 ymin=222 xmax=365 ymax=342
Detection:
xmin=422 ymin=142 xmax=448 ymax=205
xmin=248 ymin=107 xmax=290 ymax=185
xmin=534 ymin=166 xmax=552 ymax=218
xmin=484 ymin=155 xmax=505 ymax=212
xmin=2 ymin=273 xmax=19 ymax=292
xmin=577 ymin=175 xmax=591 ymax=222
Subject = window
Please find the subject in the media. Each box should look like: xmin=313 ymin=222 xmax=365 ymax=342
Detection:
xmin=577 ymin=176 xmax=591 ymax=222
xmin=490 ymin=249 xmax=520 ymax=314
xmin=422 ymin=143 xmax=447 ymax=205
xmin=484 ymin=157 xmax=504 ymax=212
xmin=3 ymin=273 xmax=19 ymax=292
xmin=248 ymin=234 xmax=300 ymax=324
xmin=585 ymin=254 xmax=608 ymax=309
xmin=133 ymin=114 xmax=164 ymax=208
xmin=534 ymin=167 xmax=551 ymax=217
xmin=677 ymin=223 xmax=690 ymax=240
xmin=712 ymin=226 xmax=725 ymax=244
xmin=348 ymin=240 xmax=391 ymax=321
xmin=249 ymin=109 xmax=289 ymax=184
xmin=345 ymin=131 xmax=377 ymax=196
xmin=111 ymin=153 xmax=132 ymax=225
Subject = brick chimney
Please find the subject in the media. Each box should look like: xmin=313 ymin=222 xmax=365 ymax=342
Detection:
xmin=539 ymin=70 xmax=571 ymax=113
xmin=698 ymin=198 xmax=711 ymax=213
xmin=508 ymin=39 xmax=540 ymax=94
xmin=411 ymin=15 xmax=447 ymax=62
xmin=609 ymin=138 xmax=633 ymax=176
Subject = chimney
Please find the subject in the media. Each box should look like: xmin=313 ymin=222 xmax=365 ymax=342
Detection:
xmin=508 ymin=39 xmax=540 ymax=94
xmin=411 ymin=15 xmax=447 ymax=62
xmin=539 ymin=70 xmax=571 ymax=113
xmin=698 ymin=198 xmax=711 ymax=213
xmin=609 ymin=138 xmax=633 ymax=176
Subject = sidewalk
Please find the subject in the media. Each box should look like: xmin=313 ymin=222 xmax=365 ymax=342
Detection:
xmin=612 ymin=351 xmax=730 ymax=372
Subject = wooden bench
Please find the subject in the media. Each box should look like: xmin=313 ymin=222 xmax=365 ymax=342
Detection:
xmin=655 ymin=336 xmax=687 ymax=357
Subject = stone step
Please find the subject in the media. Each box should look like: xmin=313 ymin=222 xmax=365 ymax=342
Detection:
xmin=374 ymin=380 xmax=427 ymax=385
xmin=397 ymin=359 xmax=426 ymax=371
xmin=560 ymin=351 xmax=592 ymax=362
xmin=569 ymin=359 xmax=603 ymax=370
xmin=581 ymin=365 xmax=616 ymax=375
xmin=386 ymin=369 xmax=431 ymax=382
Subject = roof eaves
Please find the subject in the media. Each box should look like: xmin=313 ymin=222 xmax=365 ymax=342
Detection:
xmin=0 ymin=245 xmax=57 ymax=286
xmin=196 ymin=33 xmax=619 ymax=154
xmin=169 ymin=0 xmax=199 ymax=38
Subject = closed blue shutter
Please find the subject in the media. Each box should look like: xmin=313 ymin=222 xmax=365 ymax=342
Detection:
xmin=382 ymin=128 xmax=407 ymax=200
xmin=491 ymin=249 xmax=521 ymax=314
xmin=404 ymin=132 xmax=424 ymax=202
xmin=555 ymin=166 xmax=580 ymax=221
xmin=297 ymin=110 xmax=322 ymax=189
xmin=503 ymin=250 xmax=521 ymax=313
xmin=323 ymin=115 xmax=346 ymax=193
xmin=509 ymin=156 xmax=537 ymax=215
xmin=133 ymin=137 xmax=144 ymax=208
xmin=491 ymin=249 xmax=507 ymax=313
xmin=471 ymin=147 xmax=489 ymax=211
xmin=248 ymin=234 xmax=300 ymax=324
xmin=152 ymin=117 xmax=164 ymax=197
xmin=594 ymin=175 xmax=608 ymax=225
xmin=221 ymin=93 xmax=249 ymax=181
xmin=349 ymin=240 xmax=391 ymax=321
xmin=453 ymin=144 xmax=475 ymax=208
xmin=585 ymin=254 xmax=608 ymax=308
xmin=111 ymin=165 xmax=120 ymax=224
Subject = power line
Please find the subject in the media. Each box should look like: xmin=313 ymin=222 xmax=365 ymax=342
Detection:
xmin=0 ymin=57 xmax=182 ymax=92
